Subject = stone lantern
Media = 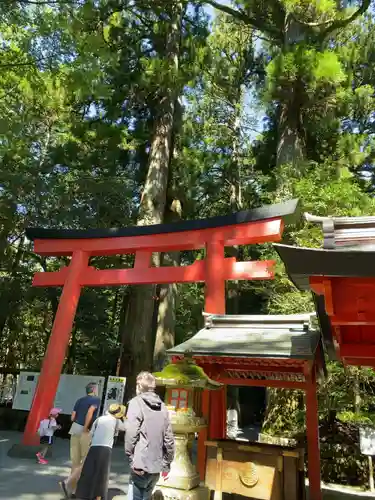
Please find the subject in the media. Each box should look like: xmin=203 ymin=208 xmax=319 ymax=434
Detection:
xmin=153 ymin=358 xmax=222 ymax=500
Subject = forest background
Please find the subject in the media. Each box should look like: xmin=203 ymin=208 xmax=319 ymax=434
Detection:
xmin=2 ymin=0 xmax=375 ymax=488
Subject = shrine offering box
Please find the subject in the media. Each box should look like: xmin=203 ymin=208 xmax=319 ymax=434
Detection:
xmin=205 ymin=440 xmax=305 ymax=500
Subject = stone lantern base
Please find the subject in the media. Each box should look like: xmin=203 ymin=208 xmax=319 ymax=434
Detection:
xmin=153 ymin=485 xmax=210 ymax=500
xmin=153 ymin=429 xmax=209 ymax=500
xmin=159 ymin=434 xmax=201 ymax=490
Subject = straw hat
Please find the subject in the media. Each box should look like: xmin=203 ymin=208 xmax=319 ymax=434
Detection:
xmin=108 ymin=403 xmax=126 ymax=419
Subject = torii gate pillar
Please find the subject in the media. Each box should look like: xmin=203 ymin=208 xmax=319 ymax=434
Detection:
xmin=23 ymin=251 xmax=88 ymax=445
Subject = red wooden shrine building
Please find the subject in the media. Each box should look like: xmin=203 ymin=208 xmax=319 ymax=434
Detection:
xmin=276 ymin=213 xmax=375 ymax=368
xmin=18 ymin=197 xmax=329 ymax=500
xmin=168 ymin=312 xmax=324 ymax=500
xmin=274 ymin=213 xmax=375 ymax=499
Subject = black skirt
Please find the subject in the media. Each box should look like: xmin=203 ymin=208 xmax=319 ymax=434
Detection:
xmin=76 ymin=446 xmax=112 ymax=500
xmin=40 ymin=436 xmax=54 ymax=445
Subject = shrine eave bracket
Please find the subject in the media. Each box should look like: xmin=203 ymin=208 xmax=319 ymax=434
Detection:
xmin=274 ymin=243 xmax=375 ymax=291
xmin=274 ymin=242 xmax=375 ymax=366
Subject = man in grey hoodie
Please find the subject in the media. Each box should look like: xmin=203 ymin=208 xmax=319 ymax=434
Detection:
xmin=125 ymin=371 xmax=175 ymax=500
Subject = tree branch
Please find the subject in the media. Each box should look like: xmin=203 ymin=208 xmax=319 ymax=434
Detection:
xmin=319 ymin=0 xmax=371 ymax=40
xmin=291 ymin=14 xmax=336 ymax=28
xmin=0 ymin=61 xmax=36 ymax=68
xmin=10 ymin=0 xmax=76 ymax=4
xmin=204 ymin=0 xmax=282 ymax=41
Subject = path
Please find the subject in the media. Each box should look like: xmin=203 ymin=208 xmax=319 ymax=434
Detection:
xmin=0 ymin=431 xmax=129 ymax=500
xmin=1 ymin=431 xmax=375 ymax=500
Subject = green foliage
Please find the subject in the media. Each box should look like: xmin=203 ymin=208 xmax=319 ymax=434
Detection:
xmin=266 ymin=49 xmax=345 ymax=96
xmin=1 ymin=0 xmax=375 ymax=487
xmin=282 ymin=0 xmax=336 ymax=17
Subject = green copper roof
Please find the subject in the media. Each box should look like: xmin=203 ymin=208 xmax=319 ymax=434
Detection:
xmin=153 ymin=359 xmax=222 ymax=389
xmin=168 ymin=313 xmax=319 ymax=360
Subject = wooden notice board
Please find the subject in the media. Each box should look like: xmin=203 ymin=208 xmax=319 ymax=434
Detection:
xmin=205 ymin=440 xmax=305 ymax=500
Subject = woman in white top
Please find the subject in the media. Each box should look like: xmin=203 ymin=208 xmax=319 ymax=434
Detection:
xmin=74 ymin=403 xmax=126 ymax=500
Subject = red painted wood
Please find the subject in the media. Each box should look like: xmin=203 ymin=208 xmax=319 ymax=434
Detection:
xmin=197 ymin=363 xmax=305 ymax=373
xmin=217 ymin=377 xmax=306 ymax=390
xmin=204 ymin=240 xmax=227 ymax=446
xmin=32 ymin=218 xmax=283 ymax=256
xmin=340 ymin=344 xmax=375 ymax=359
xmin=312 ymin=276 xmax=375 ymax=289
xmin=22 ymin=250 xmax=89 ymax=446
xmin=209 ymin=386 xmax=227 ymax=439
xmin=309 ymin=276 xmax=325 ymax=295
xmin=306 ymin=368 xmax=322 ymax=500
xmin=207 ymin=365 xmax=305 ymax=374
xmin=190 ymin=357 xmax=305 ymax=373
xmin=330 ymin=316 xmax=375 ymax=326
xmin=344 ymin=357 xmax=375 ymax=367
xmin=339 ymin=325 xmax=375 ymax=344
xmin=310 ymin=275 xmax=375 ymax=365
xmin=312 ymin=277 xmax=375 ymax=321
xmin=32 ymin=258 xmax=275 ymax=287
xmin=323 ymin=279 xmax=334 ymax=316
xmin=198 ymin=390 xmax=210 ymax=480
xmin=205 ymin=240 xmax=225 ymax=315
xmin=134 ymin=251 xmax=151 ymax=269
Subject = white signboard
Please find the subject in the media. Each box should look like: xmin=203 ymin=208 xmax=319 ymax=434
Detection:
xmin=103 ymin=376 xmax=126 ymax=414
xmin=13 ymin=372 xmax=105 ymax=415
xmin=360 ymin=427 xmax=375 ymax=455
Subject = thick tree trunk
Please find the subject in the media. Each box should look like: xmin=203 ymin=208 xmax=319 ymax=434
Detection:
xmin=64 ymin=325 xmax=77 ymax=374
xmin=227 ymin=110 xmax=243 ymax=315
xmin=275 ymin=15 xmax=305 ymax=199
xmin=119 ymin=2 xmax=183 ymax=396
xmin=276 ymin=99 xmax=304 ymax=168
xmin=153 ymin=199 xmax=182 ymax=371
xmin=226 ymin=57 xmax=246 ymax=311
xmin=40 ymin=257 xmax=59 ymax=346
xmin=353 ymin=368 xmax=361 ymax=414
xmin=115 ymin=288 xmax=131 ymax=376
xmin=0 ymin=236 xmax=25 ymax=343
xmin=229 ymin=112 xmax=243 ymax=211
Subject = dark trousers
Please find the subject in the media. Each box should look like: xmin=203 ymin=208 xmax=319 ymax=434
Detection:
xmin=128 ymin=471 xmax=160 ymax=500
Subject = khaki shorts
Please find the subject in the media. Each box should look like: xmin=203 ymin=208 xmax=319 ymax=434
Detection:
xmin=70 ymin=432 xmax=91 ymax=468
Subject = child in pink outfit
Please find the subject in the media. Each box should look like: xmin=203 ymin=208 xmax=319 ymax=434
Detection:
xmin=36 ymin=408 xmax=62 ymax=464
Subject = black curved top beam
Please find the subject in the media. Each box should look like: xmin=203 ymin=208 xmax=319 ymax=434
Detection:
xmin=26 ymin=199 xmax=300 ymax=241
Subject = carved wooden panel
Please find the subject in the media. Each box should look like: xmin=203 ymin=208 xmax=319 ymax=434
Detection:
xmin=205 ymin=441 xmax=304 ymax=500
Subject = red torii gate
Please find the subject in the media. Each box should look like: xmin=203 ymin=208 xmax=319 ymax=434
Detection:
xmin=20 ymin=199 xmax=299 ymax=449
